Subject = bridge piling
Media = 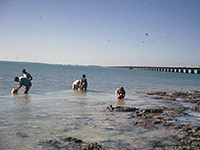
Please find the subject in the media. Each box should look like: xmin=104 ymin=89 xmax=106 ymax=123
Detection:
xmin=113 ymin=66 xmax=200 ymax=74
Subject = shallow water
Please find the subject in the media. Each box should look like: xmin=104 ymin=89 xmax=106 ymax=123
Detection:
xmin=0 ymin=61 xmax=200 ymax=149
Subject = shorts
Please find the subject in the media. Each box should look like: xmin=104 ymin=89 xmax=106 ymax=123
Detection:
xmin=25 ymin=82 xmax=32 ymax=90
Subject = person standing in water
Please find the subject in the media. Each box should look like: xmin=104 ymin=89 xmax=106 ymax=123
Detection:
xmin=22 ymin=68 xmax=33 ymax=81
xmin=80 ymin=74 xmax=87 ymax=90
xmin=72 ymin=80 xmax=80 ymax=90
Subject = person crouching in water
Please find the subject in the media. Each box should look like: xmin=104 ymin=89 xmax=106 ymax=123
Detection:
xmin=115 ymin=86 xmax=125 ymax=99
xmin=80 ymin=74 xmax=87 ymax=90
xmin=72 ymin=80 xmax=80 ymax=90
xmin=13 ymin=76 xmax=32 ymax=94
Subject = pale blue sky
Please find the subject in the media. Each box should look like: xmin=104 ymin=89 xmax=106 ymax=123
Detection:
xmin=0 ymin=0 xmax=200 ymax=66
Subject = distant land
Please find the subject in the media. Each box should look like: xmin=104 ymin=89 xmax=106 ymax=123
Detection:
xmin=1 ymin=60 xmax=200 ymax=70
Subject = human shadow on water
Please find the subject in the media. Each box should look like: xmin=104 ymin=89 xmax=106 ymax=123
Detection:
xmin=12 ymin=94 xmax=31 ymax=105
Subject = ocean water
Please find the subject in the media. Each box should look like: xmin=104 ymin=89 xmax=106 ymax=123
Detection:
xmin=0 ymin=61 xmax=200 ymax=149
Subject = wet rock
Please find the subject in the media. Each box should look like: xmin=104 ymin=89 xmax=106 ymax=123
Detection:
xmin=149 ymin=124 xmax=200 ymax=149
xmin=86 ymin=142 xmax=102 ymax=150
xmin=133 ymin=113 xmax=176 ymax=128
xmin=16 ymin=132 xmax=29 ymax=138
xmin=64 ymin=137 xmax=83 ymax=143
xmin=161 ymin=122 xmax=175 ymax=127
xmin=171 ymin=91 xmax=190 ymax=98
xmin=107 ymin=105 xmax=114 ymax=111
xmin=159 ymin=125 xmax=200 ymax=149
xmin=165 ymin=97 xmax=177 ymax=101
xmin=38 ymin=136 xmax=109 ymax=150
xmin=191 ymin=104 xmax=200 ymax=112
xmin=132 ymin=121 xmax=154 ymax=128
xmin=107 ymin=105 xmax=138 ymax=112
xmin=133 ymin=108 xmax=171 ymax=128
xmin=150 ymin=140 xmax=158 ymax=147
xmin=164 ymin=111 xmax=188 ymax=117
xmin=147 ymin=90 xmax=200 ymax=104
xmin=163 ymin=107 xmax=189 ymax=117
xmin=134 ymin=108 xmax=163 ymax=118
xmin=132 ymin=107 xmax=177 ymax=128
xmin=147 ymin=91 xmax=168 ymax=96
xmin=171 ymin=91 xmax=200 ymax=104
xmin=114 ymin=106 xmax=138 ymax=112
xmin=152 ymin=96 xmax=165 ymax=100
xmin=174 ymin=125 xmax=200 ymax=133
xmin=182 ymin=98 xmax=200 ymax=103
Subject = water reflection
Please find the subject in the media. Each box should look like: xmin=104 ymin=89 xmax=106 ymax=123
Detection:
xmin=11 ymin=94 xmax=31 ymax=120
xmin=115 ymin=99 xmax=125 ymax=105
xmin=12 ymin=94 xmax=31 ymax=105
xmin=72 ymin=90 xmax=87 ymax=96
xmin=9 ymin=94 xmax=32 ymax=148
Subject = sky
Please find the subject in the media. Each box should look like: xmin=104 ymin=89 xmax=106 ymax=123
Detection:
xmin=0 ymin=0 xmax=200 ymax=66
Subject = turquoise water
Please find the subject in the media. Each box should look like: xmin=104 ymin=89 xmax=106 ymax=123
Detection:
xmin=0 ymin=61 xmax=200 ymax=149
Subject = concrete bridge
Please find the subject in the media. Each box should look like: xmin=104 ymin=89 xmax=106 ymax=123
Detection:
xmin=110 ymin=66 xmax=200 ymax=74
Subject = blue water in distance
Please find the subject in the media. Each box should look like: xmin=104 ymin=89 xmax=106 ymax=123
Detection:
xmin=0 ymin=61 xmax=200 ymax=149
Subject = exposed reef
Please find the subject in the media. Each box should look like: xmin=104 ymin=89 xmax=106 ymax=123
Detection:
xmin=107 ymin=90 xmax=200 ymax=149
xmin=38 ymin=137 xmax=111 ymax=150
xmin=38 ymin=90 xmax=200 ymax=149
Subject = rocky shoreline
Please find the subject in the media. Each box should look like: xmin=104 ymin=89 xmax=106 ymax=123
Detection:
xmin=107 ymin=90 xmax=200 ymax=149
xmin=38 ymin=91 xmax=200 ymax=150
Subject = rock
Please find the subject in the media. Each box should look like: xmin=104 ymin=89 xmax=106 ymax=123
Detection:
xmin=172 ymin=91 xmax=189 ymax=98
xmin=164 ymin=111 xmax=189 ymax=117
xmin=147 ymin=91 xmax=200 ymax=104
xmin=162 ymin=107 xmax=189 ymax=117
xmin=74 ymin=139 xmax=83 ymax=143
xmin=150 ymin=140 xmax=158 ymax=147
xmin=134 ymin=108 xmax=163 ymax=118
xmin=107 ymin=105 xmax=114 ymax=111
xmin=107 ymin=105 xmax=138 ymax=112
xmin=16 ymin=132 xmax=29 ymax=138
xmin=132 ymin=121 xmax=154 ymax=128
xmin=38 ymin=136 xmax=109 ymax=150
xmin=147 ymin=91 xmax=167 ymax=96
xmin=86 ymin=142 xmax=102 ymax=149
xmin=161 ymin=122 xmax=175 ymax=127
xmin=114 ymin=106 xmax=138 ymax=112
xmin=191 ymin=104 xmax=200 ymax=112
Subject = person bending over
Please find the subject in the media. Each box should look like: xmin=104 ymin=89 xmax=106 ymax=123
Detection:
xmin=72 ymin=80 xmax=80 ymax=90
xmin=115 ymin=86 xmax=125 ymax=99
xmin=13 ymin=76 xmax=32 ymax=94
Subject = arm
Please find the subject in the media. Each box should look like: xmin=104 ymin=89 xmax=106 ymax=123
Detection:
xmin=116 ymin=93 xmax=119 ymax=98
xmin=15 ymin=83 xmax=22 ymax=90
xmin=28 ymin=75 xmax=33 ymax=81
xmin=122 ymin=90 xmax=125 ymax=96
xmin=115 ymin=89 xmax=119 ymax=97
xmin=79 ymin=79 xmax=83 ymax=85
